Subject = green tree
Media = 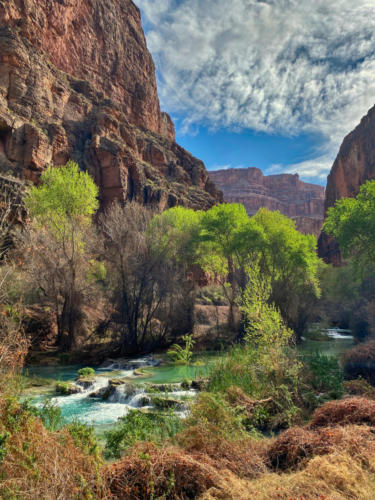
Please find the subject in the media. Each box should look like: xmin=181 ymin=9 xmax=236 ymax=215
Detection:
xmin=324 ymin=180 xmax=375 ymax=273
xmin=24 ymin=161 xmax=100 ymax=350
xmin=26 ymin=161 xmax=98 ymax=236
xmin=252 ymin=208 xmax=320 ymax=336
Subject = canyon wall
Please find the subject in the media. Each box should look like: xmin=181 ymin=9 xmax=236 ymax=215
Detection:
xmin=209 ymin=168 xmax=324 ymax=236
xmin=0 ymin=0 xmax=221 ymax=209
xmin=318 ymin=104 xmax=375 ymax=264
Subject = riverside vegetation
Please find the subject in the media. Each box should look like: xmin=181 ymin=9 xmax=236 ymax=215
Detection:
xmin=1 ymin=162 xmax=375 ymax=498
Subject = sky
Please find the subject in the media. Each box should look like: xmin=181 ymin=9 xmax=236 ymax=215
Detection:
xmin=135 ymin=0 xmax=375 ymax=186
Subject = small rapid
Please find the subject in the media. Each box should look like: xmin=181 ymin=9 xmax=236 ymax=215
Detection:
xmin=32 ymin=356 xmax=197 ymax=427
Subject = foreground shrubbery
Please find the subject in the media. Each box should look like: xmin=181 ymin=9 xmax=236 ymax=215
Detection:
xmin=343 ymin=340 xmax=375 ymax=383
xmin=0 ymin=398 xmax=109 ymax=499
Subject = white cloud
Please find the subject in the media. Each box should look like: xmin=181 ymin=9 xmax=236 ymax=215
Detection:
xmin=135 ymin=0 xmax=375 ymax=181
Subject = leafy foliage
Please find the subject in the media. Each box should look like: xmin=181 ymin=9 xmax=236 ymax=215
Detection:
xmin=25 ymin=161 xmax=98 ymax=237
xmin=324 ymin=180 xmax=375 ymax=272
xmin=104 ymin=410 xmax=182 ymax=459
xmin=77 ymin=367 xmax=95 ymax=378
xmin=167 ymin=334 xmax=195 ymax=365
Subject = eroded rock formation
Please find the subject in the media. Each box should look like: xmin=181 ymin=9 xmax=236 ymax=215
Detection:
xmin=209 ymin=168 xmax=324 ymax=236
xmin=0 ymin=0 xmax=221 ymax=209
xmin=318 ymin=104 xmax=375 ymax=264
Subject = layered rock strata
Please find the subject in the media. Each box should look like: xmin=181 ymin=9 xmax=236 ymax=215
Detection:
xmin=318 ymin=105 xmax=375 ymax=264
xmin=0 ymin=0 xmax=221 ymax=210
xmin=209 ymin=168 xmax=324 ymax=236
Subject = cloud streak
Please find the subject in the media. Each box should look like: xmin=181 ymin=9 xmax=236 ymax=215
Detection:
xmin=136 ymin=0 xmax=375 ymax=180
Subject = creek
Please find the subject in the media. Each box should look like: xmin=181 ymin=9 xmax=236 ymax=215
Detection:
xmin=24 ymin=328 xmax=354 ymax=431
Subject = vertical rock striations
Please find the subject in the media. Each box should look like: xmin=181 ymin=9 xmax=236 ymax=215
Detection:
xmin=209 ymin=168 xmax=324 ymax=236
xmin=0 ymin=0 xmax=222 ymax=210
xmin=318 ymin=105 xmax=375 ymax=264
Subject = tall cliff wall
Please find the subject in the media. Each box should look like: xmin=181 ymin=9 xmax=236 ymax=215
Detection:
xmin=0 ymin=0 xmax=221 ymax=209
xmin=209 ymin=168 xmax=325 ymax=236
xmin=318 ymin=104 xmax=375 ymax=264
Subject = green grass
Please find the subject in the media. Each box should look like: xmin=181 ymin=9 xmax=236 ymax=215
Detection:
xmin=104 ymin=410 xmax=183 ymax=459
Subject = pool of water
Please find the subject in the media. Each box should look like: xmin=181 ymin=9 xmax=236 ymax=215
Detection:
xmin=24 ymin=329 xmax=354 ymax=429
xmin=299 ymin=336 xmax=354 ymax=358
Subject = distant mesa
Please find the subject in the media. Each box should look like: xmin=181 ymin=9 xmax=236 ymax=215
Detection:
xmin=209 ymin=167 xmax=325 ymax=237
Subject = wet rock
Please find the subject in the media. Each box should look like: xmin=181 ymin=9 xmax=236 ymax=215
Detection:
xmin=76 ymin=377 xmax=96 ymax=390
xmin=191 ymin=378 xmax=208 ymax=391
xmin=56 ymin=382 xmax=81 ymax=395
xmin=151 ymin=397 xmax=186 ymax=411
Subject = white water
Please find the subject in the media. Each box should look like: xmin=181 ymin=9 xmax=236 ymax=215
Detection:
xmin=36 ymin=356 xmax=197 ymax=427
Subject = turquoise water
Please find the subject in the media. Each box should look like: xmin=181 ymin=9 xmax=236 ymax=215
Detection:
xmin=25 ymin=331 xmax=354 ymax=428
xmin=299 ymin=336 xmax=354 ymax=358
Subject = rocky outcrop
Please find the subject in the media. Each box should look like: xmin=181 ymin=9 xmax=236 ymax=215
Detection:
xmin=0 ymin=0 xmax=222 ymax=210
xmin=209 ymin=168 xmax=324 ymax=236
xmin=318 ymin=105 xmax=375 ymax=264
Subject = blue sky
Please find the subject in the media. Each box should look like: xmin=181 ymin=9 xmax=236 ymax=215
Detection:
xmin=135 ymin=0 xmax=375 ymax=186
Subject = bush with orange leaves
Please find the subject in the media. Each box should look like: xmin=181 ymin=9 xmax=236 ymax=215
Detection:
xmin=343 ymin=340 xmax=375 ymax=383
xmin=104 ymin=442 xmax=220 ymax=500
xmin=0 ymin=397 xmax=110 ymax=499
xmin=310 ymin=397 xmax=375 ymax=428
xmin=268 ymin=424 xmax=375 ymax=470
xmin=0 ymin=311 xmax=29 ymax=395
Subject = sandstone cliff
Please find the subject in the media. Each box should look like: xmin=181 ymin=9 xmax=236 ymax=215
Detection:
xmin=0 ymin=0 xmax=221 ymax=209
xmin=209 ymin=168 xmax=324 ymax=236
xmin=318 ymin=104 xmax=375 ymax=264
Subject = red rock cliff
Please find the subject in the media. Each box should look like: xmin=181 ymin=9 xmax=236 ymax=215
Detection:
xmin=318 ymin=104 xmax=375 ymax=264
xmin=0 ymin=0 xmax=221 ymax=209
xmin=209 ymin=168 xmax=324 ymax=236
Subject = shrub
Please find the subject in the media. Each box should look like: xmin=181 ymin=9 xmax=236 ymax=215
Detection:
xmin=67 ymin=421 xmax=100 ymax=458
xmin=311 ymin=397 xmax=375 ymax=428
xmin=208 ymin=346 xmax=302 ymax=430
xmin=345 ymin=377 xmax=375 ymax=399
xmin=304 ymin=352 xmax=344 ymax=400
xmin=167 ymin=334 xmax=195 ymax=365
xmin=0 ymin=398 xmax=108 ymax=499
xmin=268 ymin=424 xmax=375 ymax=471
xmin=184 ymin=392 xmax=244 ymax=439
xmin=28 ymin=400 xmax=64 ymax=431
xmin=104 ymin=442 xmax=220 ymax=500
xmin=343 ymin=340 xmax=375 ymax=384
xmin=104 ymin=410 xmax=183 ymax=459
xmin=77 ymin=367 xmax=95 ymax=378
xmin=56 ymin=381 xmax=75 ymax=394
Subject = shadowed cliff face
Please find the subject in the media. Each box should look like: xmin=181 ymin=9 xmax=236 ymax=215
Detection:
xmin=318 ymin=105 xmax=375 ymax=264
xmin=0 ymin=0 xmax=222 ymax=210
xmin=209 ymin=168 xmax=324 ymax=237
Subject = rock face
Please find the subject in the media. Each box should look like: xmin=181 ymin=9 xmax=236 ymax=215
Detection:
xmin=209 ymin=168 xmax=324 ymax=236
xmin=0 ymin=0 xmax=221 ymax=209
xmin=318 ymin=104 xmax=375 ymax=264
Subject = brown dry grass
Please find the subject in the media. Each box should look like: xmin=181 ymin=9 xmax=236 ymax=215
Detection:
xmin=201 ymin=424 xmax=375 ymax=499
xmin=104 ymin=442 xmax=221 ymax=500
xmin=0 ymin=398 xmax=110 ymax=499
xmin=344 ymin=377 xmax=375 ymax=399
xmin=311 ymin=397 xmax=375 ymax=428
xmin=200 ymin=451 xmax=375 ymax=500
xmin=268 ymin=424 xmax=375 ymax=470
xmin=343 ymin=340 xmax=375 ymax=383
xmin=178 ymin=423 xmax=268 ymax=478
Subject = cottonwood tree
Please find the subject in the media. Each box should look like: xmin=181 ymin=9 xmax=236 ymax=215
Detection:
xmin=100 ymin=202 xmax=194 ymax=355
xmin=324 ymin=180 xmax=375 ymax=274
xmin=23 ymin=161 xmax=103 ymax=351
